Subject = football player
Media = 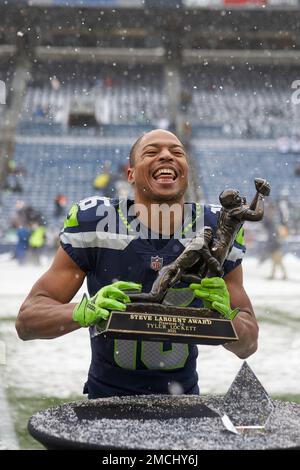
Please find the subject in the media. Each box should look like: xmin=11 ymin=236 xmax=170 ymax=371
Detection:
xmin=16 ymin=129 xmax=258 ymax=398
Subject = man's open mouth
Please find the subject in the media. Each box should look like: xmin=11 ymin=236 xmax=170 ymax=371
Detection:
xmin=152 ymin=167 xmax=178 ymax=181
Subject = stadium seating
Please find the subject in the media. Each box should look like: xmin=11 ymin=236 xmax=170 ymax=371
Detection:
xmin=20 ymin=64 xmax=300 ymax=138
xmin=193 ymin=142 xmax=300 ymax=204
xmin=2 ymin=63 xmax=300 ymax=243
xmin=22 ymin=63 xmax=167 ymax=126
xmin=2 ymin=134 xmax=298 ymax=233
xmin=1 ymin=140 xmax=133 ymax=228
xmin=183 ymin=65 xmax=300 ymax=139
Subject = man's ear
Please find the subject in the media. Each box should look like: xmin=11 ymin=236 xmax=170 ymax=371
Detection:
xmin=127 ymin=167 xmax=135 ymax=185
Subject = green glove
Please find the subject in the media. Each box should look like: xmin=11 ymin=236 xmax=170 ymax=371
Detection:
xmin=72 ymin=281 xmax=142 ymax=328
xmin=189 ymin=277 xmax=239 ymax=320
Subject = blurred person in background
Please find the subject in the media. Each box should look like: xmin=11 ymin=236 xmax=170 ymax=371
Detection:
xmin=262 ymin=203 xmax=288 ymax=281
xmin=11 ymin=200 xmax=28 ymax=229
xmin=28 ymin=222 xmax=46 ymax=266
xmin=54 ymin=194 xmax=68 ymax=218
xmin=278 ymin=190 xmax=290 ymax=227
xmin=11 ymin=201 xmax=30 ymax=264
xmin=295 ymin=161 xmax=300 ymax=177
xmin=93 ymin=161 xmax=112 ymax=196
xmin=15 ymin=225 xmax=30 ymax=265
xmin=3 ymin=158 xmax=27 ymax=193
xmin=11 ymin=201 xmax=45 ymax=264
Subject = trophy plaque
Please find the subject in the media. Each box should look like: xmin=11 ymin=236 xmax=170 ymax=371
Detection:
xmin=104 ymin=303 xmax=238 ymax=345
xmin=103 ymin=178 xmax=270 ymax=345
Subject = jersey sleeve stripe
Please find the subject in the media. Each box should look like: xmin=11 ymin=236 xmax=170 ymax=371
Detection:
xmin=60 ymin=231 xmax=136 ymax=250
xmin=225 ymin=244 xmax=246 ymax=263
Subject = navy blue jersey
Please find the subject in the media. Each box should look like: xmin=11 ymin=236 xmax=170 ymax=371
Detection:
xmin=60 ymin=197 xmax=245 ymax=398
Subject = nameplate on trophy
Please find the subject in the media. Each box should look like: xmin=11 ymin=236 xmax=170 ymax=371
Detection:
xmin=104 ymin=303 xmax=238 ymax=345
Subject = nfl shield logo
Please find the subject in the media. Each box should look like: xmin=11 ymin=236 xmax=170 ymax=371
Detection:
xmin=150 ymin=256 xmax=163 ymax=271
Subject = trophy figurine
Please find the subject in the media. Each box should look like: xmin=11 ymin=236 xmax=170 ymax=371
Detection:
xmin=103 ymin=178 xmax=271 ymax=345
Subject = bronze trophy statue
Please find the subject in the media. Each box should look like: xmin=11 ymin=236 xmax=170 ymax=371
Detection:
xmin=103 ymin=178 xmax=270 ymax=345
xmin=209 ymin=178 xmax=270 ymax=271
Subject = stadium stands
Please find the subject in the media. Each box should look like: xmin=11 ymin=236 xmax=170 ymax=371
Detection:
xmin=192 ymin=141 xmax=300 ymax=204
xmin=22 ymin=63 xmax=167 ymax=126
xmin=2 ymin=62 xmax=300 ymax=247
xmin=184 ymin=65 xmax=300 ymax=139
xmin=20 ymin=63 xmax=300 ymax=138
xmin=0 ymin=139 xmax=134 ymax=226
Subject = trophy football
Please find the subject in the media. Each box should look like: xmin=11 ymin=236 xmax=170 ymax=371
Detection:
xmin=103 ymin=178 xmax=271 ymax=345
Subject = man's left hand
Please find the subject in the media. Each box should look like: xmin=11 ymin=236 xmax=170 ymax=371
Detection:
xmin=189 ymin=277 xmax=239 ymax=320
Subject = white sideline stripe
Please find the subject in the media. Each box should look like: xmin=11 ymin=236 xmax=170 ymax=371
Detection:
xmin=61 ymin=231 xmax=136 ymax=250
xmin=0 ymin=379 xmax=19 ymax=450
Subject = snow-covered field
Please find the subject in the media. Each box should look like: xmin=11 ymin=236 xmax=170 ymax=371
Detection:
xmin=0 ymin=253 xmax=300 ymax=448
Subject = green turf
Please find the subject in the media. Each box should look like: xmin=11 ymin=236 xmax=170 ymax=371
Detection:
xmin=7 ymin=391 xmax=82 ymax=450
xmin=271 ymin=394 xmax=300 ymax=404
xmin=0 ymin=317 xmax=17 ymax=322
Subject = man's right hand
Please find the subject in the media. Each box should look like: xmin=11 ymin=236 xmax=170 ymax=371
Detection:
xmin=72 ymin=281 xmax=142 ymax=328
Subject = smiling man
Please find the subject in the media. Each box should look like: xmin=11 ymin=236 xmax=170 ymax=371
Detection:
xmin=127 ymin=130 xmax=189 ymax=237
xmin=16 ymin=129 xmax=258 ymax=398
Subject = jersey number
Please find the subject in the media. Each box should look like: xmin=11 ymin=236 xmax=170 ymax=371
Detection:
xmin=79 ymin=196 xmax=110 ymax=211
xmin=113 ymin=340 xmax=189 ymax=371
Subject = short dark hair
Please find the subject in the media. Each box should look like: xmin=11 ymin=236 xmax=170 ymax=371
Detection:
xmin=129 ymin=135 xmax=144 ymax=167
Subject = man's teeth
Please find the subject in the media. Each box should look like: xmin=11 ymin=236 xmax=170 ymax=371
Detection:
xmin=154 ymin=169 xmax=176 ymax=179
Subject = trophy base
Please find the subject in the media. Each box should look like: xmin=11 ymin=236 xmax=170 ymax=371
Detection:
xmin=103 ymin=302 xmax=238 ymax=345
